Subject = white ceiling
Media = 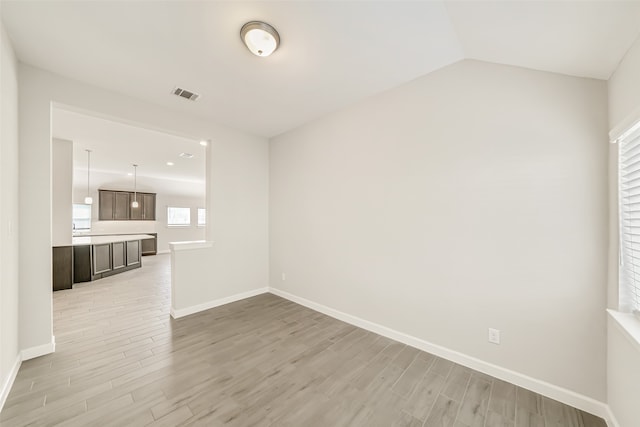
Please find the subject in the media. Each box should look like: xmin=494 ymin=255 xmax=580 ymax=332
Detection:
xmin=52 ymin=108 xmax=206 ymax=197
xmin=445 ymin=1 xmax=640 ymax=80
xmin=3 ymin=1 xmax=640 ymax=138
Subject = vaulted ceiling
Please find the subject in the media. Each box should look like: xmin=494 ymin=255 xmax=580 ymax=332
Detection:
xmin=3 ymin=1 xmax=640 ymax=138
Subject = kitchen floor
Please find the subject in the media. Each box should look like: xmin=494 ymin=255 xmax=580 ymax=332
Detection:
xmin=1 ymin=254 xmax=606 ymax=426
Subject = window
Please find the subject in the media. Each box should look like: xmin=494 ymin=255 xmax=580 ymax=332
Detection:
xmin=167 ymin=206 xmax=191 ymax=226
xmin=618 ymin=121 xmax=640 ymax=314
xmin=197 ymin=208 xmax=206 ymax=226
xmin=72 ymin=204 xmax=92 ymax=231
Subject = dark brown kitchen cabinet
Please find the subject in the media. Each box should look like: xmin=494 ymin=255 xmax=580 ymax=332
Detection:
xmin=130 ymin=194 xmax=143 ymax=220
xmin=142 ymin=193 xmax=155 ymax=220
xmin=99 ymin=190 xmax=114 ymax=220
xmin=99 ymin=190 xmax=156 ymax=221
xmin=114 ymin=192 xmax=130 ymax=220
xmin=71 ymin=239 xmax=143 ymax=285
xmin=52 ymin=246 xmax=73 ymax=291
xmin=112 ymin=241 xmax=126 ymax=270
xmin=126 ymin=240 xmax=140 ymax=266
xmin=130 ymin=193 xmax=156 ymax=220
xmin=73 ymin=245 xmax=92 ymax=283
xmin=93 ymin=243 xmax=112 ymax=274
xmin=141 ymin=233 xmax=157 ymax=256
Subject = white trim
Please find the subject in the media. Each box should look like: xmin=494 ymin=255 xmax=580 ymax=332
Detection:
xmin=171 ymin=288 xmax=268 ymax=319
xmin=168 ymin=240 xmax=212 ymax=252
xmin=269 ymin=288 xmax=612 ymax=424
xmin=607 ymin=309 xmax=640 ymax=354
xmin=156 ymin=249 xmax=170 ymax=255
xmin=0 ymin=353 xmax=22 ymax=413
xmin=20 ymin=336 xmax=55 ymax=361
xmin=604 ymin=406 xmax=622 ymax=427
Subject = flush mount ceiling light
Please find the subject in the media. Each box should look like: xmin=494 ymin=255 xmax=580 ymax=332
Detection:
xmin=84 ymin=149 xmax=93 ymax=205
xmin=240 ymin=21 xmax=280 ymax=57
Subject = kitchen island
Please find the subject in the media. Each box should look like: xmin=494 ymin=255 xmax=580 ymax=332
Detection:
xmin=72 ymin=234 xmax=153 ymax=284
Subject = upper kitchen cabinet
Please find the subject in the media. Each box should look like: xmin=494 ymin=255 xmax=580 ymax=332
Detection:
xmin=142 ymin=193 xmax=156 ymax=220
xmin=99 ymin=190 xmax=115 ymax=220
xmin=130 ymin=192 xmax=156 ymax=220
xmin=99 ymin=189 xmax=156 ymax=221
xmin=114 ymin=192 xmax=130 ymax=220
xmin=99 ymin=190 xmax=130 ymax=220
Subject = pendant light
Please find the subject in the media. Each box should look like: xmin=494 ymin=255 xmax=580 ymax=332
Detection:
xmin=131 ymin=164 xmax=139 ymax=208
xmin=84 ymin=149 xmax=93 ymax=205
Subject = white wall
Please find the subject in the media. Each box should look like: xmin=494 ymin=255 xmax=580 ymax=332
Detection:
xmin=155 ymin=194 xmax=206 ymax=252
xmin=607 ymin=315 xmax=640 ymax=427
xmin=270 ymin=60 xmax=608 ymax=403
xmin=52 ymin=138 xmax=73 ymax=247
xmin=608 ymin=35 xmax=640 ymax=134
xmin=169 ymin=243 xmax=267 ymax=317
xmin=606 ymin=33 xmax=640 ymax=427
xmin=0 ymin=12 xmax=20 ymax=410
xmin=18 ymin=64 xmax=269 ymax=355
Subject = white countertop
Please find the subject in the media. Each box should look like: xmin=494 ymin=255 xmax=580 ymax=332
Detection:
xmin=72 ymin=234 xmax=154 ymax=246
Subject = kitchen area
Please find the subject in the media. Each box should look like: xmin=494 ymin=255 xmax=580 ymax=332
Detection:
xmin=51 ymin=108 xmax=206 ymax=291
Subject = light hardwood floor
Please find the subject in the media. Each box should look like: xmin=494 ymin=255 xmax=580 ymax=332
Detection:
xmin=1 ymin=254 xmax=606 ymax=426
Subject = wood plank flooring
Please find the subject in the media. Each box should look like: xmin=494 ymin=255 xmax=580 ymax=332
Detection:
xmin=1 ymin=254 xmax=606 ymax=426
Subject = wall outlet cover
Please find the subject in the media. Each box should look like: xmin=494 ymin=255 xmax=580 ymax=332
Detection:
xmin=488 ymin=328 xmax=500 ymax=344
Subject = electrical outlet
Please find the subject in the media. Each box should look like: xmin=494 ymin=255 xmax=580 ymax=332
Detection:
xmin=281 ymin=273 xmax=286 ymax=281
xmin=488 ymin=328 xmax=500 ymax=344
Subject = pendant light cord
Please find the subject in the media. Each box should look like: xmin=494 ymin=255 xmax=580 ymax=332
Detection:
xmin=133 ymin=164 xmax=138 ymax=202
xmin=86 ymin=149 xmax=91 ymax=199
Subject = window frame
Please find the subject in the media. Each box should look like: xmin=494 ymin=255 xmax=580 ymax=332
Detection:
xmin=166 ymin=206 xmax=191 ymax=227
xmin=617 ymin=120 xmax=640 ymax=316
xmin=72 ymin=203 xmax=92 ymax=232
xmin=197 ymin=208 xmax=206 ymax=227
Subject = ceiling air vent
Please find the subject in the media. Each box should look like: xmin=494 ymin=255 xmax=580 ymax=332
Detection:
xmin=179 ymin=152 xmax=194 ymax=159
xmin=172 ymin=87 xmax=200 ymax=101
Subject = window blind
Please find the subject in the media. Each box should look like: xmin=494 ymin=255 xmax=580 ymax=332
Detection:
xmin=618 ymin=122 xmax=640 ymax=314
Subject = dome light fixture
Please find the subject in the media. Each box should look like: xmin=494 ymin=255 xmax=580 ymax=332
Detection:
xmin=240 ymin=21 xmax=280 ymax=57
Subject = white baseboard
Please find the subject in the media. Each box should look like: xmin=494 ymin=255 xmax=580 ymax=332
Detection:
xmin=171 ymin=288 xmax=269 ymax=319
xmin=0 ymin=353 xmax=22 ymax=413
xmin=269 ymin=288 xmax=613 ymax=424
xmin=604 ymin=406 xmax=621 ymax=427
xmin=20 ymin=336 xmax=55 ymax=361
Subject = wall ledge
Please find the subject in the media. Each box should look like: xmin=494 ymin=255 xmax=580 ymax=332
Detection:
xmin=169 ymin=240 xmax=213 ymax=252
xmin=607 ymin=309 xmax=640 ymax=353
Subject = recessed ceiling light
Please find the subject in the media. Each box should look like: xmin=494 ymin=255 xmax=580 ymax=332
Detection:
xmin=179 ymin=152 xmax=194 ymax=159
xmin=127 ymin=172 xmax=133 ymax=176
xmin=199 ymin=140 xmax=208 ymax=147
xmin=166 ymin=161 xmax=174 ymax=166
xmin=241 ymin=21 xmax=280 ymax=57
